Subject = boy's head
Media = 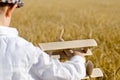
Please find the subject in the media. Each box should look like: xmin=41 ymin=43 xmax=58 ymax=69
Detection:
xmin=0 ymin=0 xmax=23 ymax=26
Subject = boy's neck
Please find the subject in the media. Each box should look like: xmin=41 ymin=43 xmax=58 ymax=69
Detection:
xmin=0 ymin=15 xmax=10 ymax=27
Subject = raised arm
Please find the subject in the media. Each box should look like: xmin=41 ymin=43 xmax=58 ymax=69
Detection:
xmin=29 ymin=47 xmax=86 ymax=80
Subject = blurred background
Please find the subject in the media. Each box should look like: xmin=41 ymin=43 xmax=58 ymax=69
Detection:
xmin=11 ymin=0 xmax=120 ymax=79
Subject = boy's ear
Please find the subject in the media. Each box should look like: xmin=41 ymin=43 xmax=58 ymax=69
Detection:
xmin=6 ymin=4 xmax=17 ymax=17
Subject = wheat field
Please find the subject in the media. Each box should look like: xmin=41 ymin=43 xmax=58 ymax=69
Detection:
xmin=11 ymin=0 xmax=120 ymax=79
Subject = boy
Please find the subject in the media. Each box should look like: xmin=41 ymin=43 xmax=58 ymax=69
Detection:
xmin=0 ymin=0 xmax=86 ymax=80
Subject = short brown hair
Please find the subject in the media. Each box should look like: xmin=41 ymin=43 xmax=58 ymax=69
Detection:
xmin=0 ymin=3 xmax=14 ymax=14
xmin=0 ymin=2 xmax=14 ymax=7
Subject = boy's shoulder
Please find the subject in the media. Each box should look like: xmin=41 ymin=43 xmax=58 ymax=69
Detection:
xmin=15 ymin=36 xmax=38 ymax=52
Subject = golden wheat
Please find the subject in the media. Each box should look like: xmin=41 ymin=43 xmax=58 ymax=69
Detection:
xmin=11 ymin=0 xmax=120 ymax=79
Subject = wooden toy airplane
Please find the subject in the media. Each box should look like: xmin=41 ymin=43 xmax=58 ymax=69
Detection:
xmin=39 ymin=29 xmax=103 ymax=79
xmin=39 ymin=39 xmax=97 ymax=56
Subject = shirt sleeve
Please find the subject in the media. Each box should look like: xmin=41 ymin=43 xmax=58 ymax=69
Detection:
xmin=29 ymin=47 xmax=86 ymax=80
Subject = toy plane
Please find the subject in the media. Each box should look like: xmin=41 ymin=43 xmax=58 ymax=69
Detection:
xmin=39 ymin=29 xmax=103 ymax=79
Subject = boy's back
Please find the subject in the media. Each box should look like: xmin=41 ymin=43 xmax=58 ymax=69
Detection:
xmin=0 ymin=27 xmax=39 ymax=80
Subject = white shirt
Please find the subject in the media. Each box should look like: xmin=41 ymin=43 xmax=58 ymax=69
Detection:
xmin=0 ymin=26 xmax=86 ymax=80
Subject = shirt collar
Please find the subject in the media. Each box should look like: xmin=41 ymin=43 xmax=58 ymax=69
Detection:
xmin=0 ymin=26 xmax=18 ymax=37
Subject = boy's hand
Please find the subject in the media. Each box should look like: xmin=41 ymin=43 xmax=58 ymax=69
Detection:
xmin=73 ymin=50 xmax=85 ymax=57
xmin=63 ymin=49 xmax=85 ymax=59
